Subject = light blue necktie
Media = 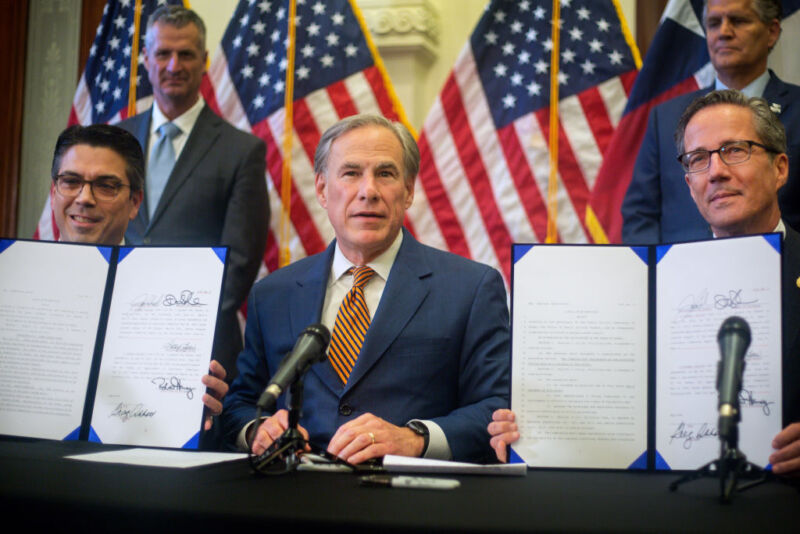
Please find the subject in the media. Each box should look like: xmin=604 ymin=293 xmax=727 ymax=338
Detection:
xmin=146 ymin=122 xmax=181 ymax=219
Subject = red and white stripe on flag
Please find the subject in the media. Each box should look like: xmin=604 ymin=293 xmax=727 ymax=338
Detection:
xmin=410 ymin=0 xmax=638 ymax=283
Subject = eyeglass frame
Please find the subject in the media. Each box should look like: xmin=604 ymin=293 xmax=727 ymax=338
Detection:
xmin=676 ymin=139 xmax=779 ymax=173
xmin=54 ymin=173 xmax=132 ymax=202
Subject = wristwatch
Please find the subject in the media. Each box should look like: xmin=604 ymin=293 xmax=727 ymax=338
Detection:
xmin=406 ymin=420 xmax=430 ymax=455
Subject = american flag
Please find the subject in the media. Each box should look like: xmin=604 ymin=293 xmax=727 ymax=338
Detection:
xmin=207 ymin=0 xmax=408 ymax=274
xmin=589 ymin=0 xmax=800 ymax=243
xmin=34 ymin=0 xmax=190 ymax=241
xmin=409 ymin=0 xmax=638 ymax=283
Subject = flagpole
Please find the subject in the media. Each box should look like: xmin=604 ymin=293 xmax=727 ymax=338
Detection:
xmin=279 ymin=0 xmax=298 ymax=268
xmin=546 ymin=0 xmax=561 ymax=244
xmin=128 ymin=0 xmax=144 ymax=116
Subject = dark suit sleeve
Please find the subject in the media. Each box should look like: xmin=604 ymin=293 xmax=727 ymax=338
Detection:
xmin=220 ymin=285 xmax=271 ymax=449
xmin=621 ymin=106 xmax=664 ymax=245
xmin=213 ymin=136 xmax=269 ymax=373
xmin=430 ymin=266 xmax=510 ymax=462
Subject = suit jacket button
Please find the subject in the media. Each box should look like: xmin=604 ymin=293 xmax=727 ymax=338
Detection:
xmin=143 ymin=238 xmax=151 ymax=245
xmin=339 ymin=404 xmax=352 ymax=416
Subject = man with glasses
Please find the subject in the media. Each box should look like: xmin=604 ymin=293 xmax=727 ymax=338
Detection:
xmin=491 ymin=90 xmax=800 ymax=475
xmin=622 ymin=0 xmax=800 ymax=244
xmin=49 ymin=123 xmax=228 ymax=437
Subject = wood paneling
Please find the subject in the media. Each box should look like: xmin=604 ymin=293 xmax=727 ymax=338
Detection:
xmin=636 ymin=0 xmax=669 ymax=59
xmin=0 ymin=0 xmax=28 ymax=238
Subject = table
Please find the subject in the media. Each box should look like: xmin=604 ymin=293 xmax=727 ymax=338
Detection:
xmin=0 ymin=438 xmax=797 ymax=533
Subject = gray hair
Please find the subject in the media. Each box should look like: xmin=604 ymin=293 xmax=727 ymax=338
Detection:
xmin=145 ymin=5 xmax=206 ymax=52
xmin=314 ymin=114 xmax=420 ymax=184
xmin=703 ymin=0 xmax=782 ymax=25
xmin=674 ymin=89 xmax=787 ymax=157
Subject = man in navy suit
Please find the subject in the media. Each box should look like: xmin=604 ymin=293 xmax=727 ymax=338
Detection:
xmin=118 ymin=6 xmax=268 ymax=379
xmin=491 ymin=90 xmax=800 ymax=475
xmin=622 ymin=0 xmax=800 ymax=244
xmin=222 ymin=114 xmax=510 ymax=464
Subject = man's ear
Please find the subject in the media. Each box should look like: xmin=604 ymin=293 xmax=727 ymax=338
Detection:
xmin=129 ymin=190 xmax=144 ymax=220
xmin=774 ymin=152 xmax=789 ymax=192
xmin=315 ymin=173 xmax=327 ymax=208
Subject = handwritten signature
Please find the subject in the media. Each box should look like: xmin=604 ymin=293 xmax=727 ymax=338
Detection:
xmin=677 ymin=289 xmax=708 ymax=313
xmin=110 ymin=403 xmax=156 ymax=422
xmin=163 ymin=341 xmax=197 ymax=353
xmin=163 ymin=290 xmax=205 ymax=307
xmin=669 ymin=422 xmax=717 ymax=449
xmin=714 ymin=289 xmax=757 ymax=310
xmin=740 ymin=388 xmax=774 ymax=416
xmin=130 ymin=293 xmax=162 ymax=308
xmin=151 ymin=376 xmax=195 ymax=400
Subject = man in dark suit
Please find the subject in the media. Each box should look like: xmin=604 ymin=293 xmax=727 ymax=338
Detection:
xmin=490 ymin=90 xmax=800 ymax=475
xmin=222 ymin=114 xmax=510 ymax=464
xmin=622 ymin=0 xmax=800 ymax=244
xmin=48 ymin=123 xmax=228 ymax=433
xmin=118 ymin=6 xmax=268 ymax=378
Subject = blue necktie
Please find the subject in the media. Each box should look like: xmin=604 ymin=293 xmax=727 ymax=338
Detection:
xmin=146 ymin=122 xmax=181 ymax=219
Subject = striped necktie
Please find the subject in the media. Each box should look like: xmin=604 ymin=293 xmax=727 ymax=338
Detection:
xmin=328 ymin=266 xmax=376 ymax=384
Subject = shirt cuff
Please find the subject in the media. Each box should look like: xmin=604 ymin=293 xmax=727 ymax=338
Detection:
xmin=410 ymin=419 xmax=452 ymax=460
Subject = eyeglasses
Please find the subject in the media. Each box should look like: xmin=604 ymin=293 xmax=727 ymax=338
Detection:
xmin=677 ymin=140 xmax=777 ymax=173
xmin=55 ymin=175 xmax=130 ymax=201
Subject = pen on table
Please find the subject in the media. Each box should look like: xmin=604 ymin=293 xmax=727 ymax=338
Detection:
xmin=359 ymin=475 xmax=460 ymax=490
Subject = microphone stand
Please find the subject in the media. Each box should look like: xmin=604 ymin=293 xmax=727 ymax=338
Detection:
xmin=669 ymin=418 xmax=768 ymax=503
xmin=249 ymin=379 xmax=310 ymax=475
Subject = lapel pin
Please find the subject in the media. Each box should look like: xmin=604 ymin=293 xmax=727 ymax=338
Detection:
xmin=770 ymin=102 xmax=782 ymax=115
xmin=796 ymin=276 xmax=800 ymax=289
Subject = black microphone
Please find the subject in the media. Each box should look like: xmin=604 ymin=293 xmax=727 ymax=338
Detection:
xmin=716 ymin=316 xmax=751 ymax=444
xmin=256 ymin=324 xmax=331 ymax=410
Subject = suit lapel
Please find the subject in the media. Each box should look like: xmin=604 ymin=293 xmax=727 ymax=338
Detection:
xmin=300 ymin=243 xmax=348 ymax=394
xmin=128 ymin=112 xmax=153 ymax=235
xmin=344 ymin=231 xmax=431 ymax=394
xmin=763 ymin=71 xmax=790 ymax=113
xmin=147 ymin=106 xmax=222 ymax=231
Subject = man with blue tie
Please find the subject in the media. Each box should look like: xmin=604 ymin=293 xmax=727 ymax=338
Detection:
xmin=222 ymin=114 xmax=510 ymax=464
xmin=118 ymin=6 xmax=268 ymax=380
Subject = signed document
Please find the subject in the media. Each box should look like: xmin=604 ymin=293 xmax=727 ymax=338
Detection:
xmin=91 ymin=247 xmax=225 ymax=448
xmin=655 ymin=235 xmax=782 ymax=469
xmin=510 ymin=245 xmax=648 ymax=468
xmin=0 ymin=240 xmax=109 ymax=440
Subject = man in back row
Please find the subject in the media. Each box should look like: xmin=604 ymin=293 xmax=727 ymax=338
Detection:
xmin=49 ymin=123 xmax=228 ymax=437
xmin=622 ymin=0 xmax=800 ymax=244
xmin=492 ymin=90 xmax=800 ymax=475
xmin=118 ymin=5 xmax=269 ymax=378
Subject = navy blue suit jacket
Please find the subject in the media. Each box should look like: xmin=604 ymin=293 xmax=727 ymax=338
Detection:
xmin=782 ymin=224 xmax=800 ymax=425
xmin=222 ymin=229 xmax=510 ymax=462
xmin=622 ymin=71 xmax=800 ymax=244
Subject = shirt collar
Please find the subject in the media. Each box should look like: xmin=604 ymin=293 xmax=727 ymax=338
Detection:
xmin=150 ymin=96 xmax=205 ymax=137
xmin=714 ymin=70 xmax=770 ymax=98
xmin=330 ymin=231 xmax=404 ymax=285
xmin=711 ymin=219 xmax=785 ymax=239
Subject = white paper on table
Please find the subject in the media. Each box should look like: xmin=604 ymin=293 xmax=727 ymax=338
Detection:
xmin=655 ymin=235 xmax=782 ymax=470
xmin=65 ymin=447 xmax=246 ymax=468
xmin=91 ymin=247 xmax=225 ymax=448
xmin=382 ymin=455 xmax=527 ymax=475
xmin=0 ymin=241 xmax=110 ymax=440
xmin=510 ymin=245 xmax=649 ymax=469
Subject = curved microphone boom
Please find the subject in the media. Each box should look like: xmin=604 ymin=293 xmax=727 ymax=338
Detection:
xmin=716 ymin=316 xmax=751 ymax=445
xmin=256 ymin=324 xmax=331 ymax=410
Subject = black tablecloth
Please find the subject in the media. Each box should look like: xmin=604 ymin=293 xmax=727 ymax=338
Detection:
xmin=0 ymin=438 xmax=797 ymax=533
